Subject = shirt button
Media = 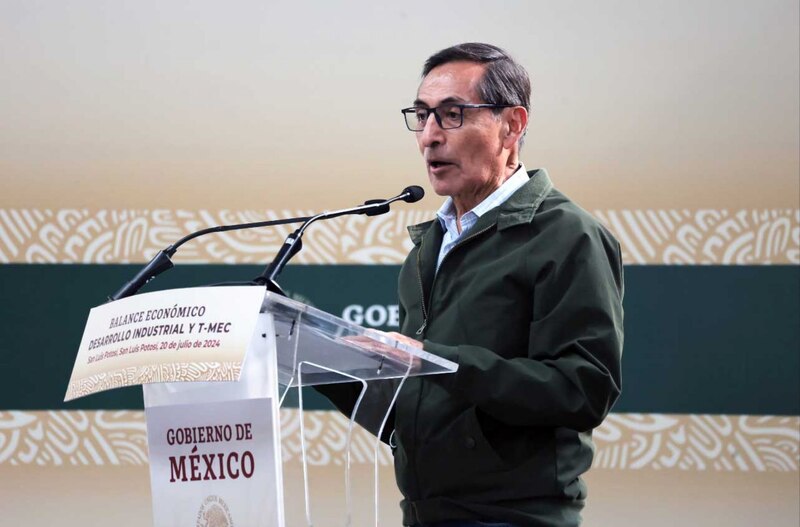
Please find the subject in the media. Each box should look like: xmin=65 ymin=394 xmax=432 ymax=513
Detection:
xmin=464 ymin=436 xmax=476 ymax=449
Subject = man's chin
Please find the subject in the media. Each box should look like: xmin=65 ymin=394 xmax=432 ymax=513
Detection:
xmin=428 ymin=180 xmax=454 ymax=197
xmin=427 ymin=173 xmax=458 ymax=197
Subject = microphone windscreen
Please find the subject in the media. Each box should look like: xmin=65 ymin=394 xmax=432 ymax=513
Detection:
xmin=402 ymin=185 xmax=425 ymax=203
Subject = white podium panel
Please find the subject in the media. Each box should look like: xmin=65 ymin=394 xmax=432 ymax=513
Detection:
xmin=66 ymin=287 xmax=458 ymax=527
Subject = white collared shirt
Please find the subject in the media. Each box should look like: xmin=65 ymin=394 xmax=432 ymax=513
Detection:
xmin=435 ymin=163 xmax=528 ymax=271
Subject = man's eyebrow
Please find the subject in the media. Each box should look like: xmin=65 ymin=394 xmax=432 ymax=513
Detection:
xmin=412 ymin=96 xmax=467 ymax=107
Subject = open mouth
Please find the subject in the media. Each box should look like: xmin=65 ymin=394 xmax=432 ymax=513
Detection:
xmin=429 ymin=161 xmax=452 ymax=169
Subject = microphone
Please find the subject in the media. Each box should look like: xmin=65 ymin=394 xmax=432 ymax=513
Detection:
xmin=254 ymin=185 xmax=424 ymax=288
xmin=400 ymin=185 xmax=425 ymax=203
xmin=108 ymin=214 xmax=313 ymax=301
xmin=362 ymin=186 xmax=424 ymax=216
xmin=108 ymin=186 xmax=424 ymax=301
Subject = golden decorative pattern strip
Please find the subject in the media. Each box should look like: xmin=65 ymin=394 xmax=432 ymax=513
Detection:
xmin=0 ymin=411 xmax=797 ymax=471
xmin=0 ymin=208 xmax=797 ymax=265
xmin=0 ymin=410 xmax=148 ymax=466
xmin=594 ymin=209 xmax=799 ymax=264
xmin=64 ymin=362 xmax=242 ymax=401
xmin=594 ymin=414 xmax=799 ymax=471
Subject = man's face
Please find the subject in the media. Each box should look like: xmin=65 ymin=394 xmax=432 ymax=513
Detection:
xmin=414 ymin=61 xmax=508 ymax=205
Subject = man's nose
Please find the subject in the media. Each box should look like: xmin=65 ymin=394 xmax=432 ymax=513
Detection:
xmin=418 ymin=112 xmax=445 ymax=148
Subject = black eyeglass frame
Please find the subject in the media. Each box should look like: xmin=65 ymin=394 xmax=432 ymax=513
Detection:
xmin=400 ymin=103 xmax=515 ymax=131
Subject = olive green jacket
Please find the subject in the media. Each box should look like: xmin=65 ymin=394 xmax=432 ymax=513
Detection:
xmin=322 ymin=169 xmax=623 ymax=526
xmin=392 ymin=169 xmax=623 ymax=526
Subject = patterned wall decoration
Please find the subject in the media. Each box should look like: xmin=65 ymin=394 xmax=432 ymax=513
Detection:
xmin=593 ymin=414 xmax=799 ymax=471
xmin=0 ymin=208 xmax=798 ymax=266
xmin=2 ymin=410 xmax=797 ymax=472
xmin=594 ymin=209 xmax=800 ymax=265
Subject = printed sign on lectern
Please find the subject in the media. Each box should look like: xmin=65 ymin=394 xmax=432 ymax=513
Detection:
xmin=64 ymin=286 xmax=265 ymax=401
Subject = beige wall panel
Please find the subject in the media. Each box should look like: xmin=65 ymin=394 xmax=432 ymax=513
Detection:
xmin=1 ymin=1 xmax=798 ymax=211
xmin=0 ymin=411 xmax=797 ymax=524
xmin=0 ymin=465 xmax=404 ymax=526
xmin=0 ymin=466 xmax=152 ymax=527
xmin=2 ymin=459 xmax=798 ymax=526
xmin=582 ymin=469 xmax=799 ymax=527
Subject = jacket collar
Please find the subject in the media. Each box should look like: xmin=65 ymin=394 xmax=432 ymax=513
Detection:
xmin=406 ymin=169 xmax=553 ymax=246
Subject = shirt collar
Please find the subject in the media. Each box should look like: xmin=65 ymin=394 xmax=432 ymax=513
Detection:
xmin=407 ymin=168 xmax=553 ymax=245
xmin=436 ymin=162 xmax=528 ymax=229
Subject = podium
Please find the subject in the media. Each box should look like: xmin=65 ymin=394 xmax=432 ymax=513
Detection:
xmin=65 ymin=286 xmax=457 ymax=527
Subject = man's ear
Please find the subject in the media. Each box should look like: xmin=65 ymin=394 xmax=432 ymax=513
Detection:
xmin=502 ymin=106 xmax=529 ymax=149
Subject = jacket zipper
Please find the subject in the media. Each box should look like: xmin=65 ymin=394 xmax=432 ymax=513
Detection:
xmin=411 ymin=238 xmax=426 ymax=505
xmin=414 ymin=238 xmax=428 ymax=335
xmin=409 ymin=221 xmax=494 ymax=506
xmin=415 ymin=223 xmax=494 ymax=337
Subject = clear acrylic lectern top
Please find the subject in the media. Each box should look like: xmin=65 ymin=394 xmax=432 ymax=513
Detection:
xmin=262 ymin=291 xmax=457 ymax=388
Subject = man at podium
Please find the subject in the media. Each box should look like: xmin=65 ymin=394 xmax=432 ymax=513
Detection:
xmin=324 ymin=43 xmax=624 ymax=527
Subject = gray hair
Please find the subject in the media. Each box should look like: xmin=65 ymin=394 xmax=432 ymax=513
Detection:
xmin=422 ymin=42 xmax=531 ymax=118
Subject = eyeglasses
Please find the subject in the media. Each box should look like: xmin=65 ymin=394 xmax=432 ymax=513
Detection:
xmin=401 ymin=103 xmax=515 ymax=131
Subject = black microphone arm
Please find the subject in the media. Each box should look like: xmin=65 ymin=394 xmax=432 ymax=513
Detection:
xmin=109 ymin=185 xmax=424 ymax=301
xmin=254 ymin=185 xmax=424 ymax=287
xmin=108 ymin=214 xmax=313 ymax=301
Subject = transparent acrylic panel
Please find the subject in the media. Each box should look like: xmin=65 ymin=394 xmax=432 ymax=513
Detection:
xmin=261 ymin=292 xmax=457 ymax=526
xmin=261 ymin=292 xmax=457 ymax=388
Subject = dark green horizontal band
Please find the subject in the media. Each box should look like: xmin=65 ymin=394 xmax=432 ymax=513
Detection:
xmin=0 ymin=264 xmax=797 ymax=415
